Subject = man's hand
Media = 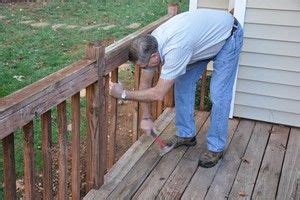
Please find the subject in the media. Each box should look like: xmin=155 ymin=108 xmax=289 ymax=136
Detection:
xmin=140 ymin=118 xmax=154 ymax=135
xmin=109 ymin=82 xmax=123 ymax=99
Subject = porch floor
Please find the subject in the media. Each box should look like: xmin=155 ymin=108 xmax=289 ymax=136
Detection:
xmin=85 ymin=108 xmax=300 ymax=200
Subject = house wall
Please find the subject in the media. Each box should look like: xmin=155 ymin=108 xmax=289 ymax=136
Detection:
xmin=233 ymin=0 xmax=300 ymax=127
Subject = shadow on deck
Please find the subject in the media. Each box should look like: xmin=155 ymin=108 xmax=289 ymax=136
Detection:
xmin=85 ymin=108 xmax=300 ymax=200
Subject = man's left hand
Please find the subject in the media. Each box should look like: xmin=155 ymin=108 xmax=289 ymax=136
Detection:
xmin=109 ymin=82 xmax=123 ymax=99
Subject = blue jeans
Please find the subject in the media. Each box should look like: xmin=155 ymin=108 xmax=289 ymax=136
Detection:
xmin=174 ymin=21 xmax=243 ymax=152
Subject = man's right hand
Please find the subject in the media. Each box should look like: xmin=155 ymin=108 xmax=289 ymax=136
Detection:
xmin=140 ymin=118 xmax=154 ymax=135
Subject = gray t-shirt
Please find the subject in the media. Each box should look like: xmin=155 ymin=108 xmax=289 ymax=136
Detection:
xmin=151 ymin=9 xmax=234 ymax=80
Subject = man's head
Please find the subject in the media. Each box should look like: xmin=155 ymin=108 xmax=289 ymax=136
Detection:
xmin=129 ymin=34 xmax=160 ymax=69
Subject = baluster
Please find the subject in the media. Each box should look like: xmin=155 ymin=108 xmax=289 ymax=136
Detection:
xmin=23 ymin=121 xmax=36 ymax=199
xmin=41 ymin=110 xmax=53 ymax=199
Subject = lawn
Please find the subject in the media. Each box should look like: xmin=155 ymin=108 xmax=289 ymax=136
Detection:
xmin=0 ymin=0 xmax=189 ymax=198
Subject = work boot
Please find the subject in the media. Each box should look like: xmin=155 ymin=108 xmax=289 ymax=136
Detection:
xmin=198 ymin=146 xmax=223 ymax=168
xmin=166 ymin=135 xmax=197 ymax=148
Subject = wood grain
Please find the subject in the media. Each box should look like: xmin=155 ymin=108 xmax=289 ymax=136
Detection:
xmin=277 ymin=127 xmax=300 ymax=200
xmin=57 ymin=101 xmax=68 ymax=199
xmin=229 ymin=122 xmax=272 ymax=199
xmin=107 ymin=69 xmax=118 ymax=169
xmin=133 ymin=65 xmax=141 ymax=142
xmin=2 ymin=134 xmax=17 ymax=200
xmin=133 ymin=112 xmax=210 ymax=200
xmin=71 ymin=93 xmax=80 ymax=200
xmin=84 ymin=108 xmax=175 ymax=200
xmin=252 ymin=125 xmax=289 ymax=199
xmin=199 ymin=69 xmax=207 ymax=111
xmin=23 ymin=121 xmax=36 ymax=200
xmin=204 ymin=120 xmax=256 ymax=199
xmin=41 ymin=110 xmax=53 ymax=199
xmin=181 ymin=118 xmax=239 ymax=200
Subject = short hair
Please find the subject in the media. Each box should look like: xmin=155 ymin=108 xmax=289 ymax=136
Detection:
xmin=129 ymin=34 xmax=158 ymax=64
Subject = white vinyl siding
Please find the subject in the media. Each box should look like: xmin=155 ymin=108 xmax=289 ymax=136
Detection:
xmin=233 ymin=0 xmax=300 ymax=127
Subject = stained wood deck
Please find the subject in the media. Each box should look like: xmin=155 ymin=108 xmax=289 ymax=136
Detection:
xmin=85 ymin=108 xmax=300 ymax=200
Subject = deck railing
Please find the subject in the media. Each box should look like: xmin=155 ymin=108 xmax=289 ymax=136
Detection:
xmin=0 ymin=4 xmax=208 ymax=199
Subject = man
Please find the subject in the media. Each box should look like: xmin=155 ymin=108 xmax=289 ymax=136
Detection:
xmin=110 ymin=9 xmax=243 ymax=168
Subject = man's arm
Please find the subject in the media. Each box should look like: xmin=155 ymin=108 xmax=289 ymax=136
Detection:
xmin=139 ymin=69 xmax=155 ymax=119
xmin=126 ymin=78 xmax=174 ymax=102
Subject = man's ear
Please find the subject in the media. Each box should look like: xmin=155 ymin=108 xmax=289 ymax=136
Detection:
xmin=150 ymin=52 xmax=160 ymax=64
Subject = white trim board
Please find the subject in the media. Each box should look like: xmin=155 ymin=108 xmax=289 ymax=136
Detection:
xmin=189 ymin=0 xmax=198 ymax=11
xmin=229 ymin=0 xmax=247 ymax=118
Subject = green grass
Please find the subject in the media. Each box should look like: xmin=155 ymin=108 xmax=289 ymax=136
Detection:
xmin=0 ymin=0 xmax=189 ymax=198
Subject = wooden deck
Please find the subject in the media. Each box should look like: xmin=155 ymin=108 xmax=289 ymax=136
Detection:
xmin=85 ymin=108 xmax=300 ymax=200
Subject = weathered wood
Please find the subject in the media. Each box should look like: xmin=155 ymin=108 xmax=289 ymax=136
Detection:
xmin=160 ymin=118 xmax=240 ymax=200
xmin=86 ymin=42 xmax=107 ymax=190
xmin=151 ymin=70 xmax=160 ymax=119
xmin=229 ymin=122 xmax=272 ymax=199
xmin=181 ymin=118 xmax=240 ymax=200
xmin=132 ymin=112 xmax=210 ymax=200
xmin=41 ymin=110 xmax=53 ymax=199
xmin=108 ymin=69 xmax=118 ymax=169
xmin=277 ymin=127 xmax=300 ymax=200
xmin=204 ymin=120 xmax=256 ymax=199
xmin=2 ymin=134 xmax=17 ymax=200
xmin=252 ymin=125 xmax=289 ymax=199
xmin=106 ymin=114 xmax=181 ymax=200
xmin=199 ymin=69 xmax=207 ymax=111
xmin=86 ymin=83 xmax=97 ymax=192
xmin=23 ymin=121 xmax=36 ymax=200
xmin=0 ymin=14 xmax=172 ymax=139
xmin=84 ymin=108 xmax=175 ymax=200
xmin=57 ymin=101 xmax=68 ymax=199
xmin=71 ymin=93 xmax=80 ymax=200
xmin=133 ymin=64 xmax=141 ymax=142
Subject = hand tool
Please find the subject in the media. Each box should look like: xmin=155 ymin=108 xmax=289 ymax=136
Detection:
xmin=150 ymin=129 xmax=175 ymax=156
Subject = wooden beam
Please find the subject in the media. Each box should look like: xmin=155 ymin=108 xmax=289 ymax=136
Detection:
xmin=41 ymin=110 xmax=53 ymax=199
xmin=199 ymin=69 xmax=207 ymax=111
xmin=107 ymin=69 xmax=118 ymax=169
xmin=132 ymin=65 xmax=141 ymax=142
xmin=0 ymin=14 xmax=172 ymax=139
xmin=2 ymin=134 xmax=17 ymax=200
xmin=71 ymin=93 xmax=80 ymax=200
xmin=57 ymin=101 xmax=68 ymax=200
xmin=23 ymin=121 xmax=36 ymax=200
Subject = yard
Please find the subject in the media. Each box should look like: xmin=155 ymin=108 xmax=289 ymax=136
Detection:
xmin=0 ymin=0 xmax=190 ymax=198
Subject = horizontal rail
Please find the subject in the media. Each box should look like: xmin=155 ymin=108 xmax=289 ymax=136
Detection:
xmin=0 ymin=14 xmax=172 ymax=139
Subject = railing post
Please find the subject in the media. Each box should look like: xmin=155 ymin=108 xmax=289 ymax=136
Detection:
xmin=2 ymin=134 xmax=17 ymax=200
xmin=133 ymin=64 xmax=141 ymax=142
xmin=85 ymin=42 xmax=107 ymax=190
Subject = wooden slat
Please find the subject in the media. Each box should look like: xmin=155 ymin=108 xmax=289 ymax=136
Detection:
xmin=41 ymin=110 xmax=53 ymax=199
xmin=181 ymin=118 xmax=239 ymax=200
xmin=277 ymin=127 xmax=300 ymax=200
xmin=2 ymin=134 xmax=17 ymax=200
xmin=252 ymin=125 xmax=289 ymax=199
xmin=0 ymin=14 xmax=172 ymax=139
xmin=85 ymin=42 xmax=107 ymax=190
xmin=86 ymin=83 xmax=96 ymax=191
xmin=132 ymin=112 xmax=210 ymax=199
xmin=164 ymin=85 xmax=174 ymax=108
xmin=84 ymin=108 xmax=175 ymax=200
xmin=107 ymin=69 xmax=118 ymax=169
xmin=71 ymin=93 xmax=80 ymax=200
xmin=204 ymin=120 xmax=256 ymax=199
xmin=228 ymin=122 xmax=272 ymax=199
xmin=135 ymin=113 xmax=209 ymax=198
xmin=57 ymin=101 xmax=68 ymax=199
xmin=23 ymin=121 xmax=36 ymax=199
xmin=132 ymin=65 xmax=141 ymax=142
xmin=199 ymin=68 xmax=207 ymax=111
xmin=106 ymin=113 xmax=183 ymax=200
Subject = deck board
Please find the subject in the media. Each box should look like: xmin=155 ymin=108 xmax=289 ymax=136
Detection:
xmin=84 ymin=110 xmax=298 ymax=200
